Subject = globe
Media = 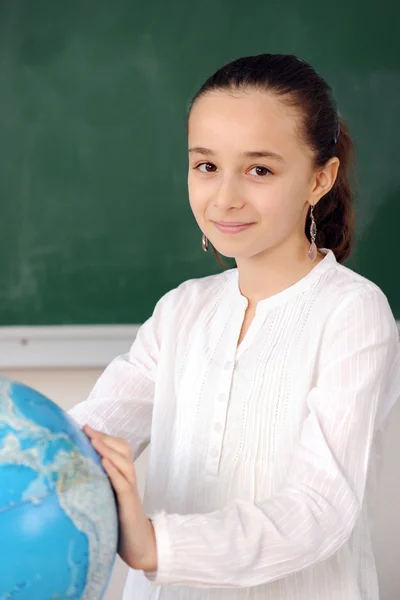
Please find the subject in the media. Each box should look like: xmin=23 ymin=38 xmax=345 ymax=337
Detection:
xmin=0 ymin=375 xmax=118 ymax=599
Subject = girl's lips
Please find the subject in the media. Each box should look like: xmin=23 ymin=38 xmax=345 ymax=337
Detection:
xmin=212 ymin=221 xmax=254 ymax=234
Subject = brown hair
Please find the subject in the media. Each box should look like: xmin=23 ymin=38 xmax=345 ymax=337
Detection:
xmin=189 ymin=54 xmax=355 ymax=264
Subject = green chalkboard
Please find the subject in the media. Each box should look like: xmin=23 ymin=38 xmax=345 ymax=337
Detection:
xmin=1 ymin=0 xmax=399 ymax=325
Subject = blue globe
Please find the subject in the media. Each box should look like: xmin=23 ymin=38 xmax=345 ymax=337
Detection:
xmin=0 ymin=376 xmax=118 ymax=599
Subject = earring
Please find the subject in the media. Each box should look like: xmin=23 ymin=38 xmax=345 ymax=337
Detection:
xmin=202 ymin=234 xmax=209 ymax=252
xmin=308 ymin=204 xmax=317 ymax=261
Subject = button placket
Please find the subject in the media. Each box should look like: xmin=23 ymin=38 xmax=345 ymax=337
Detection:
xmin=205 ymin=298 xmax=243 ymax=476
xmin=206 ymin=366 xmax=235 ymax=476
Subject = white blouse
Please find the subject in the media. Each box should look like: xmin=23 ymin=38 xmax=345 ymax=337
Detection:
xmin=69 ymin=248 xmax=400 ymax=600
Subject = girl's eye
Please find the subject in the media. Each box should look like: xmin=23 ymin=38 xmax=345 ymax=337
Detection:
xmin=248 ymin=166 xmax=272 ymax=177
xmin=196 ymin=162 xmax=217 ymax=173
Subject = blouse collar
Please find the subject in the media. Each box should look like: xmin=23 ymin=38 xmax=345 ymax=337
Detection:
xmin=227 ymin=248 xmax=338 ymax=314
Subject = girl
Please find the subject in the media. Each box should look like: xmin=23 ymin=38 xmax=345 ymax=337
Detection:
xmin=69 ymin=54 xmax=400 ymax=600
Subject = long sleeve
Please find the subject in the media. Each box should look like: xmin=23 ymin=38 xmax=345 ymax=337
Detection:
xmin=145 ymin=286 xmax=400 ymax=588
xmin=68 ymin=290 xmax=173 ymax=461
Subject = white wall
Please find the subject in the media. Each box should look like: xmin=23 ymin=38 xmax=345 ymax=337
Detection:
xmin=1 ymin=367 xmax=399 ymax=600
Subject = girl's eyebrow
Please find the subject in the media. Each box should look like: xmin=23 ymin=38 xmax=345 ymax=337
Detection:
xmin=188 ymin=147 xmax=285 ymax=164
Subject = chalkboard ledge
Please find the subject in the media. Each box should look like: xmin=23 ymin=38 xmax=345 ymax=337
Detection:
xmin=0 ymin=325 xmax=139 ymax=369
xmin=0 ymin=321 xmax=399 ymax=370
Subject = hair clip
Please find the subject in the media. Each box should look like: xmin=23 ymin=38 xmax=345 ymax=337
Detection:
xmin=333 ymin=114 xmax=340 ymax=145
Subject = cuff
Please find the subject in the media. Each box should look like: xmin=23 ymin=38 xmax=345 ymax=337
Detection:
xmin=143 ymin=512 xmax=174 ymax=585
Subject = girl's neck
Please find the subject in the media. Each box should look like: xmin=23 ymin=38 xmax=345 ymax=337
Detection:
xmin=235 ymin=238 xmax=325 ymax=306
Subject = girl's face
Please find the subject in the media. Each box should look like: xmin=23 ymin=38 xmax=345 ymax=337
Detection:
xmin=187 ymin=89 xmax=338 ymax=261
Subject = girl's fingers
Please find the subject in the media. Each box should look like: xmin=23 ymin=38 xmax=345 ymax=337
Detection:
xmin=83 ymin=426 xmax=137 ymax=492
xmin=91 ymin=437 xmax=136 ymax=487
xmin=83 ymin=425 xmax=132 ymax=459
xmin=102 ymin=458 xmax=133 ymax=496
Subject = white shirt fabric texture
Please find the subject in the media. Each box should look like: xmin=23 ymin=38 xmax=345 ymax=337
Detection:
xmin=69 ymin=248 xmax=400 ymax=600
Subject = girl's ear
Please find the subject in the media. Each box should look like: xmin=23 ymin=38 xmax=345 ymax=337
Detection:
xmin=310 ymin=157 xmax=340 ymax=203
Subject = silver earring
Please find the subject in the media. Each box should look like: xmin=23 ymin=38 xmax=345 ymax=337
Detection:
xmin=308 ymin=205 xmax=317 ymax=261
xmin=202 ymin=234 xmax=209 ymax=252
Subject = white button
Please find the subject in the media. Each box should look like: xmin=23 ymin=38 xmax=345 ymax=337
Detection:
xmin=224 ymin=361 xmax=233 ymax=371
xmin=218 ymin=393 xmax=226 ymax=402
xmin=214 ymin=422 xmax=222 ymax=432
xmin=210 ymin=448 xmax=219 ymax=458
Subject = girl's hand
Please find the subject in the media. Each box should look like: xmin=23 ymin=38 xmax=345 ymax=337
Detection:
xmin=83 ymin=425 xmax=157 ymax=572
